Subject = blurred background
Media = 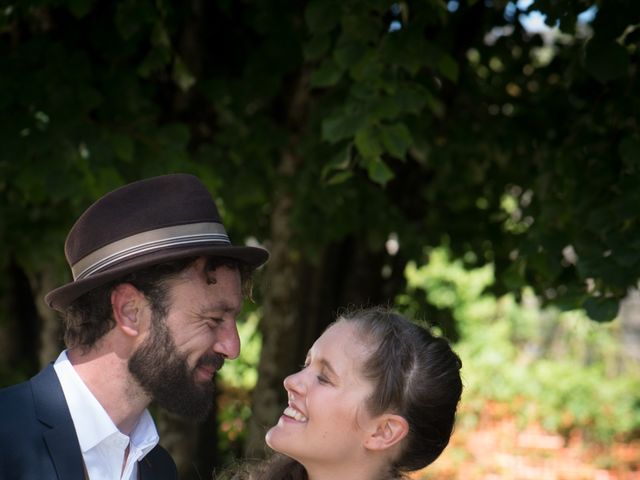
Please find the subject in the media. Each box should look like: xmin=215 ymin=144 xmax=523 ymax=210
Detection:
xmin=1 ymin=0 xmax=639 ymax=478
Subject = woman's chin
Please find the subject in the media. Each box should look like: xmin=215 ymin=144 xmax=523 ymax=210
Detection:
xmin=264 ymin=428 xmax=274 ymax=449
xmin=265 ymin=425 xmax=290 ymax=454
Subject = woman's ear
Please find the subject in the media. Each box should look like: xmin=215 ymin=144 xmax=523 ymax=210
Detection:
xmin=363 ymin=414 xmax=409 ymax=451
xmin=111 ymin=283 xmax=146 ymax=337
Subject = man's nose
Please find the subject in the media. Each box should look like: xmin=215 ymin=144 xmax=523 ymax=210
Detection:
xmin=212 ymin=321 xmax=241 ymax=359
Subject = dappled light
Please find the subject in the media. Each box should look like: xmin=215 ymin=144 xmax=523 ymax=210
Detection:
xmin=1 ymin=0 xmax=639 ymax=477
xmin=398 ymin=248 xmax=639 ymax=478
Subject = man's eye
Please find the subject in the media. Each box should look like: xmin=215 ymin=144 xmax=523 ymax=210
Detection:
xmin=317 ymin=375 xmax=330 ymax=385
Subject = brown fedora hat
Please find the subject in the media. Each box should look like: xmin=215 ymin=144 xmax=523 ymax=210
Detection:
xmin=45 ymin=174 xmax=269 ymax=311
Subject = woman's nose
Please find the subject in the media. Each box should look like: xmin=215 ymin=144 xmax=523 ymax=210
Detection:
xmin=283 ymin=370 xmax=305 ymax=397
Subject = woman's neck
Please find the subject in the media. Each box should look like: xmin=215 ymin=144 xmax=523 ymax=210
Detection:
xmin=306 ymin=461 xmax=389 ymax=480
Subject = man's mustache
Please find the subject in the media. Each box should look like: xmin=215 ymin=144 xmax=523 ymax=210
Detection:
xmin=197 ymin=353 xmax=225 ymax=372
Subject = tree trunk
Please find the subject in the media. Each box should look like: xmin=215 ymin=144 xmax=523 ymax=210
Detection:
xmin=245 ymin=229 xmax=406 ymax=456
xmin=244 ymin=161 xmax=305 ymax=457
xmin=24 ymin=264 xmax=64 ymax=368
xmin=0 ymin=259 xmax=64 ymax=388
xmin=154 ymin=411 xmax=201 ymax=479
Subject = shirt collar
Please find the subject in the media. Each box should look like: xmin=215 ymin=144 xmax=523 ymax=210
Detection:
xmin=53 ymin=351 xmax=160 ymax=457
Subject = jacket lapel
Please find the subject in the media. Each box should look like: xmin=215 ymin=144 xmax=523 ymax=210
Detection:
xmin=139 ymin=445 xmax=178 ymax=480
xmin=31 ymin=364 xmax=85 ymax=479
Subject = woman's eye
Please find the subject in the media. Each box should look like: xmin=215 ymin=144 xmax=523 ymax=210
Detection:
xmin=317 ymin=375 xmax=330 ymax=385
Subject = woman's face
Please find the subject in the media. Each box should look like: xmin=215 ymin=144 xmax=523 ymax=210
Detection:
xmin=265 ymin=320 xmax=377 ymax=469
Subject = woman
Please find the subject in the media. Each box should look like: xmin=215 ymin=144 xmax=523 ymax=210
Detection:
xmin=229 ymin=306 xmax=462 ymax=480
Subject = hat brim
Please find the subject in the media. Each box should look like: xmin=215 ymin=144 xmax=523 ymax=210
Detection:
xmin=45 ymin=244 xmax=268 ymax=312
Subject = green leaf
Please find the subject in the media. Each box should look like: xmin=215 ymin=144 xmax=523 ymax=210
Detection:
xmin=583 ymin=297 xmax=619 ymax=322
xmin=380 ymin=123 xmax=412 ymax=159
xmin=115 ymin=1 xmax=156 ymax=40
xmin=303 ymin=34 xmax=331 ymax=61
xmin=321 ymin=144 xmax=352 ymax=180
xmin=553 ymin=288 xmax=586 ymax=312
xmin=349 ymin=50 xmax=381 ymax=82
xmin=151 ymin=21 xmax=171 ymax=47
xmin=368 ymin=96 xmax=400 ymax=122
xmin=305 ymin=0 xmax=340 ymax=34
xmin=326 ymin=170 xmax=353 ymax=185
xmin=340 ymin=13 xmax=380 ymax=44
xmin=585 ymin=38 xmax=629 ymax=83
xmin=334 ymin=42 xmax=366 ymax=70
xmin=322 ymin=112 xmax=367 ymax=143
xmin=380 ymin=32 xmax=426 ymax=75
xmin=391 ymin=83 xmax=430 ymax=115
xmin=310 ymin=58 xmax=343 ymax=88
xmin=138 ymin=47 xmax=172 ymax=78
xmin=438 ymin=54 xmax=459 ymax=83
xmin=425 ymin=91 xmax=445 ymax=117
xmin=501 ymin=258 xmax=526 ymax=290
xmin=173 ymin=56 xmax=196 ymax=92
xmin=364 ymin=156 xmax=394 ymax=186
xmin=355 ymin=126 xmax=382 ymax=159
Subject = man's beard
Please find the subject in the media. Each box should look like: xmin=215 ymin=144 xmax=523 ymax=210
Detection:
xmin=128 ymin=313 xmax=225 ymax=420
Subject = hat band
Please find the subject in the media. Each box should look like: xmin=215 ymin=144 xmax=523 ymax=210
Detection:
xmin=72 ymin=222 xmax=230 ymax=281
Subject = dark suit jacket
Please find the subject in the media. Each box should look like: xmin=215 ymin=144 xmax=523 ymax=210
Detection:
xmin=0 ymin=364 xmax=178 ymax=480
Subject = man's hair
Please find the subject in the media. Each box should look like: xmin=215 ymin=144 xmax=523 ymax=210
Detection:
xmin=63 ymin=256 xmax=253 ymax=352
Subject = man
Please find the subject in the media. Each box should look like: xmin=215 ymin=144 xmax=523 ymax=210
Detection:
xmin=0 ymin=174 xmax=269 ymax=479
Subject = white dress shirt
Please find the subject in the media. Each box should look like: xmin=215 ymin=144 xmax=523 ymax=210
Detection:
xmin=54 ymin=351 xmax=160 ymax=480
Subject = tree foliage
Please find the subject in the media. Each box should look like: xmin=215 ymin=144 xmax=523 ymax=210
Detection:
xmin=1 ymin=0 xmax=639 ymax=473
xmin=2 ymin=0 xmax=639 ymax=315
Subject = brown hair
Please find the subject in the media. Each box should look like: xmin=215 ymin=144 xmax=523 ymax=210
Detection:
xmin=344 ymin=307 xmax=463 ymax=473
xmin=231 ymin=306 xmax=462 ymax=479
xmin=63 ymin=256 xmax=254 ymax=351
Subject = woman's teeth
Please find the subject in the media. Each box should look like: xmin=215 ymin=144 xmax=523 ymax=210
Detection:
xmin=284 ymin=406 xmax=308 ymax=422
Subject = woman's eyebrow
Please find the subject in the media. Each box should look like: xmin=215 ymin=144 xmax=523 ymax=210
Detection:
xmin=318 ymin=358 xmax=339 ymax=378
xmin=305 ymin=350 xmax=339 ymax=378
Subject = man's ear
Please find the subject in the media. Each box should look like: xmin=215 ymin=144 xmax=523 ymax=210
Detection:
xmin=111 ymin=283 xmax=146 ymax=337
xmin=363 ymin=414 xmax=409 ymax=452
